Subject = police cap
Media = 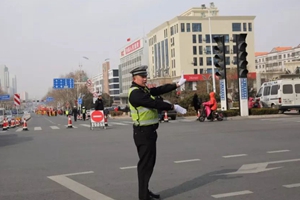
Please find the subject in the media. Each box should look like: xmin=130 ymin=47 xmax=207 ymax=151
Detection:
xmin=130 ymin=65 xmax=148 ymax=76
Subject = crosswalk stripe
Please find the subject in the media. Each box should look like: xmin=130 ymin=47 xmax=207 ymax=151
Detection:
xmin=110 ymin=122 xmax=128 ymax=126
xmin=16 ymin=128 xmax=22 ymax=132
xmin=50 ymin=126 xmax=60 ymax=129
xmin=34 ymin=127 xmax=42 ymax=130
xmin=80 ymin=124 xmax=90 ymax=127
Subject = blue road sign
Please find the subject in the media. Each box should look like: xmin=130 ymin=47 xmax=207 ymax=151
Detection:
xmin=78 ymin=98 xmax=82 ymax=105
xmin=240 ymin=78 xmax=248 ymax=100
xmin=46 ymin=97 xmax=54 ymax=102
xmin=53 ymin=78 xmax=74 ymax=89
xmin=219 ymin=79 xmax=225 ymax=101
xmin=0 ymin=94 xmax=10 ymax=100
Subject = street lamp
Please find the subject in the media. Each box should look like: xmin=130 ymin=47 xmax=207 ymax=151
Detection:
xmin=206 ymin=3 xmax=217 ymax=93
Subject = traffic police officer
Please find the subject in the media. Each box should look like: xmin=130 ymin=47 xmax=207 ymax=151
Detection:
xmin=128 ymin=65 xmax=186 ymax=200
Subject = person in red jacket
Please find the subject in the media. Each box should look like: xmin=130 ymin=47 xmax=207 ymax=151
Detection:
xmin=203 ymin=92 xmax=217 ymax=118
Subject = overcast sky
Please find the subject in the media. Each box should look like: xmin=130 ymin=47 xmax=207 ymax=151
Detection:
xmin=0 ymin=0 xmax=299 ymax=99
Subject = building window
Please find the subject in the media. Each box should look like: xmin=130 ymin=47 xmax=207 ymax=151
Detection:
xmin=243 ymin=23 xmax=247 ymax=31
xmin=165 ymin=39 xmax=169 ymax=67
xmin=199 ymin=57 xmax=203 ymax=66
xmin=200 ymin=69 xmax=204 ymax=74
xmin=170 ymin=26 xmax=174 ymax=36
xmin=161 ymin=41 xmax=165 ymax=68
xmin=207 ymin=68 xmax=212 ymax=74
xmin=232 ymin=23 xmax=241 ymax=32
xmin=205 ymin=34 xmax=210 ymax=43
xmin=233 ymin=45 xmax=237 ymax=54
xmin=198 ymin=35 xmax=202 ymax=43
xmin=193 ymin=46 xmax=197 ymax=55
xmin=225 ymin=45 xmax=230 ymax=54
xmin=248 ymin=23 xmax=252 ymax=31
xmin=193 ymin=57 xmax=198 ymax=66
xmin=206 ymin=57 xmax=212 ymax=65
xmin=194 ymin=69 xmax=198 ymax=74
xmin=192 ymin=23 xmax=202 ymax=32
xmin=192 ymin=35 xmax=197 ymax=43
xmin=226 ymin=57 xmax=230 ymax=65
xmin=233 ymin=56 xmax=237 ymax=64
xmin=199 ymin=46 xmax=203 ymax=55
xmin=181 ymin=23 xmax=185 ymax=32
xmin=186 ymin=23 xmax=191 ymax=32
xmin=206 ymin=46 xmax=211 ymax=54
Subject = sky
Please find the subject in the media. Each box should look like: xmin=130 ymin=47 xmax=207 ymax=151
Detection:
xmin=0 ymin=0 xmax=299 ymax=99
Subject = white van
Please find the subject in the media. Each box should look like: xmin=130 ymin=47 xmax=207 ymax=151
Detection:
xmin=256 ymin=74 xmax=300 ymax=113
xmin=0 ymin=108 xmax=5 ymax=127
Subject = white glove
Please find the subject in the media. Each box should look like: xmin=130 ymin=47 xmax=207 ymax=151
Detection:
xmin=174 ymin=104 xmax=187 ymax=114
xmin=177 ymin=71 xmax=186 ymax=86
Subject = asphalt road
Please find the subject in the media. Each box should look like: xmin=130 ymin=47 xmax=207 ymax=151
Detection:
xmin=0 ymin=114 xmax=300 ymax=200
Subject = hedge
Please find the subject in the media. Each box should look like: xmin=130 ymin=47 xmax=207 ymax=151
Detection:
xmin=249 ymin=108 xmax=279 ymax=115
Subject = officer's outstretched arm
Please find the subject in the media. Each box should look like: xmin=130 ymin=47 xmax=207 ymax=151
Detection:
xmin=149 ymin=83 xmax=177 ymax=96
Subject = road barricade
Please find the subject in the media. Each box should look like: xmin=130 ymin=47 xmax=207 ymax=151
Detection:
xmin=90 ymin=110 xmax=106 ymax=130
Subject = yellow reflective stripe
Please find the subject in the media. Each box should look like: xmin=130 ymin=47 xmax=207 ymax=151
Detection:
xmin=133 ymin=118 xmax=159 ymax=126
xmin=130 ymin=107 xmax=151 ymax=114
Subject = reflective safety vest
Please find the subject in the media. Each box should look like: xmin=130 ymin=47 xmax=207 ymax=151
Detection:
xmin=128 ymin=87 xmax=159 ymax=126
xmin=82 ymin=108 xmax=86 ymax=114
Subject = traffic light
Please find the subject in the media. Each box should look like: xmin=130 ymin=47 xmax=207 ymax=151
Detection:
xmin=237 ymin=34 xmax=248 ymax=78
xmin=213 ymin=36 xmax=226 ymax=79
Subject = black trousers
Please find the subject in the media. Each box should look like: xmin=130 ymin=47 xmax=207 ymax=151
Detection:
xmin=73 ymin=114 xmax=77 ymax=121
xmin=133 ymin=124 xmax=158 ymax=200
xmin=82 ymin=113 xmax=86 ymax=121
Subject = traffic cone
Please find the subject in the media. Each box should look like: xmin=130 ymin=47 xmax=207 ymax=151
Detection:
xmin=104 ymin=115 xmax=108 ymax=127
xmin=164 ymin=111 xmax=169 ymax=122
xmin=10 ymin=119 xmax=13 ymax=128
xmin=67 ymin=115 xmax=73 ymax=128
xmin=23 ymin=118 xmax=28 ymax=131
xmin=10 ymin=119 xmax=15 ymax=128
xmin=2 ymin=118 xmax=7 ymax=131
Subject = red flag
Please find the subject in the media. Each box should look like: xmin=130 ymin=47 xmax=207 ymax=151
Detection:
xmin=127 ymin=38 xmax=130 ymax=42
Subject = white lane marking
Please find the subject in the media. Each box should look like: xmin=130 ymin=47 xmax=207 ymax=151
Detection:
xmin=50 ymin=126 xmax=60 ymax=129
xmin=120 ymin=166 xmax=137 ymax=170
xmin=223 ymin=154 xmax=247 ymax=158
xmin=80 ymin=124 xmax=90 ymax=127
xmin=48 ymin=171 xmax=114 ymax=200
xmin=110 ymin=122 xmax=128 ymax=126
xmin=34 ymin=127 xmax=42 ymax=130
xmin=121 ymin=121 xmax=133 ymax=124
xmin=174 ymin=159 xmax=200 ymax=164
xmin=283 ymin=183 xmax=300 ymax=188
xmin=43 ymin=117 xmax=56 ymax=124
xmin=16 ymin=128 xmax=22 ymax=132
xmin=267 ymin=150 xmax=290 ymax=154
xmin=212 ymin=190 xmax=253 ymax=198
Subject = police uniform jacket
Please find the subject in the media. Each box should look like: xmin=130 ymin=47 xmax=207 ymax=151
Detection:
xmin=128 ymin=82 xmax=176 ymax=117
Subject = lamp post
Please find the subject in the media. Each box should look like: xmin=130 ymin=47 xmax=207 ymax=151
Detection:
xmin=208 ymin=9 xmax=216 ymax=93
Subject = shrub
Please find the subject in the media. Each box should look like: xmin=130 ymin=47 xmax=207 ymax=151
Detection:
xmin=222 ymin=109 xmax=239 ymax=117
xmin=109 ymin=111 xmax=123 ymax=116
xmin=249 ymin=108 xmax=279 ymax=115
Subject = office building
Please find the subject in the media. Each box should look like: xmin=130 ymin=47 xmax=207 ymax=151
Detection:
xmin=108 ymin=69 xmax=120 ymax=104
xmin=0 ymin=65 xmax=10 ymax=93
xmin=118 ymin=37 xmax=148 ymax=104
xmin=255 ymin=45 xmax=300 ymax=73
xmin=147 ymin=3 xmax=255 ymax=89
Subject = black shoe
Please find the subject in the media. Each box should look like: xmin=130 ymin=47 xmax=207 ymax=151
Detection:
xmin=149 ymin=191 xmax=160 ymax=199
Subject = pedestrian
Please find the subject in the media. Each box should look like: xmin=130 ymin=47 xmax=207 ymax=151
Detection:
xmin=72 ymin=106 xmax=78 ymax=121
xmin=82 ymin=106 xmax=86 ymax=121
xmin=192 ymin=93 xmax=201 ymax=114
xmin=95 ymin=95 xmax=104 ymax=111
xmin=128 ymin=65 xmax=187 ymax=200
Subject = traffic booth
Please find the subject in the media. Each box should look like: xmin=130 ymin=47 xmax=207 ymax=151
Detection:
xmin=90 ymin=110 xmax=106 ymax=130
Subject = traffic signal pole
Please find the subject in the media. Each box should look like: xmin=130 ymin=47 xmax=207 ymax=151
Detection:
xmin=213 ymin=36 xmax=228 ymax=110
xmin=236 ymin=34 xmax=249 ymax=116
